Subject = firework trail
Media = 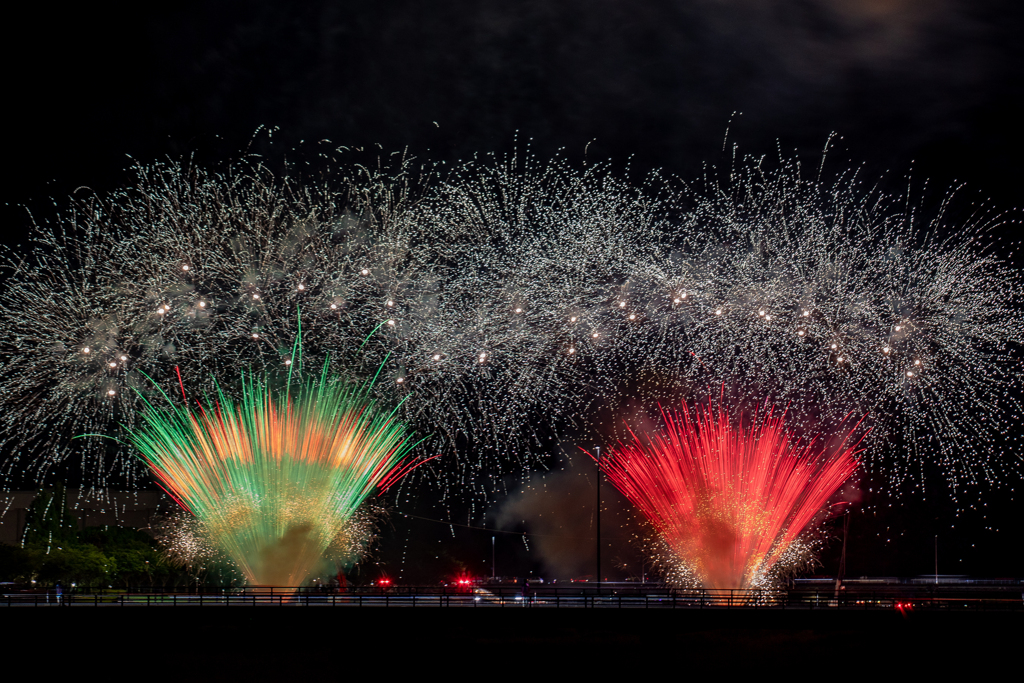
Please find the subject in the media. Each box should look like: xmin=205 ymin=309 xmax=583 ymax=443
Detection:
xmin=125 ymin=362 xmax=422 ymax=587
xmin=596 ymin=398 xmax=862 ymax=590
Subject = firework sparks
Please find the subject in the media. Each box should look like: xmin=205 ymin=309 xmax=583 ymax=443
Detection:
xmin=596 ymin=399 xmax=862 ymax=590
xmin=0 ymin=155 xmax=454 ymax=489
xmin=650 ymin=156 xmax=1024 ymax=493
xmin=400 ymin=149 xmax=1023 ymax=494
xmin=125 ymin=363 xmax=422 ymax=587
xmin=153 ymin=509 xmax=223 ymax=580
xmin=0 ymin=147 xmax=1019 ymax=497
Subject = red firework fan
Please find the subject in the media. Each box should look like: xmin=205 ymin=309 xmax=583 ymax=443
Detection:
xmin=596 ymin=400 xmax=863 ymax=590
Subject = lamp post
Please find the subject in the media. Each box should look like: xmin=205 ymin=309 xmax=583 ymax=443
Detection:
xmin=595 ymin=446 xmax=601 ymax=595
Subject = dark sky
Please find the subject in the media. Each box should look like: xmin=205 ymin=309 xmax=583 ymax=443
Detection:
xmin=4 ymin=0 xmax=1022 ymax=580
xmin=6 ymin=1 xmax=1023 ymax=211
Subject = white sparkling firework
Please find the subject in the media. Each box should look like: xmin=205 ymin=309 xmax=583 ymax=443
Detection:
xmin=654 ymin=156 xmax=1024 ymax=494
xmin=0 ymin=155 xmax=455 ymax=488
xmin=0 ymin=148 xmax=1020 ymax=498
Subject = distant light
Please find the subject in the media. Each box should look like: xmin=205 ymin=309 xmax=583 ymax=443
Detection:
xmin=837 ymin=357 xmax=844 ymax=363
xmin=831 ymin=343 xmax=837 ymax=350
xmin=907 ymin=371 xmax=914 ymax=377
xmin=619 ymin=301 xmax=626 ymax=308
xmin=592 ymin=332 xmax=599 ymax=338
xmin=252 ymin=294 xmax=260 ymax=300
xmin=759 ymin=310 xmax=765 ymax=316
xmin=157 ymin=307 xmax=165 ymax=314
xmin=883 ymin=347 xmax=890 ymax=354
xmin=198 ymin=301 xmax=206 ymax=308
xmin=514 ymin=307 xmax=522 ymax=313
xmin=284 ymin=359 xmax=292 ymax=365
xmin=182 ymin=265 xmax=189 ymax=271
xmin=252 ymin=333 xmax=259 ymax=339
xmin=120 ymin=355 xmax=127 ymax=361
xmin=673 ymin=298 xmax=680 ymax=304
xmin=360 ymin=269 xmax=369 ymax=276
xmin=330 ymin=303 xmax=338 ymax=309
xmin=387 ymin=319 xmax=395 ymax=326
xmin=432 ymin=354 xmax=441 ymax=361
xmin=628 ymin=313 xmax=636 ymax=320
xmin=297 ymin=284 xmax=305 ymax=291
xmin=107 ymin=389 xmax=116 ymax=396
xmin=895 ymin=325 xmax=902 ymax=331
xmin=797 ymin=330 xmax=805 ymax=336
xmin=570 ymin=316 xmax=577 ymax=322
xmin=396 ymin=377 xmax=404 ymax=384
xmin=568 ymin=347 xmax=575 ymax=354
xmin=680 ymin=292 xmax=687 ymax=299
xmin=82 ymin=347 xmax=90 ymax=354
xmin=108 ymin=362 xmax=117 ymax=368
xmin=802 ymin=310 xmax=810 ymax=317
xmin=386 ymin=300 xmax=394 ymax=307
xmin=715 ymin=309 xmax=722 ymax=316
xmin=914 ymin=359 xmax=921 ymax=366
xmin=479 ymin=353 xmax=487 ymax=362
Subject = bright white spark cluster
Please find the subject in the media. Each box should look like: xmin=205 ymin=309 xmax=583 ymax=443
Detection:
xmin=0 ymin=150 xmax=1020 ymax=496
xmin=651 ymin=158 xmax=1024 ymax=493
xmin=154 ymin=502 xmax=383 ymax=582
xmin=651 ymin=530 xmax=820 ymax=594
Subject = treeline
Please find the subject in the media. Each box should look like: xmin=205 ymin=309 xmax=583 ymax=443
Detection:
xmin=0 ymin=485 xmax=238 ymax=589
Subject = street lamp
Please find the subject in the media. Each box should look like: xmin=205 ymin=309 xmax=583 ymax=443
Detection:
xmin=595 ymin=446 xmax=601 ymax=594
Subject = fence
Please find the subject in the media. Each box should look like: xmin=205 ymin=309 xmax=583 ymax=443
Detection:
xmin=3 ymin=583 xmax=1022 ymax=610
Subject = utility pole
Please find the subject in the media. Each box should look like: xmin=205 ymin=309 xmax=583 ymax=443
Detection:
xmin=492 ymin=536 xmax=496 ymax=581
xmin=834 ymin=511 xmax=849 ymax=600
xmin=934 ymin=535 xmax=938 ymax=585
xmin=595 ymin=446 xmax=601 ymax=595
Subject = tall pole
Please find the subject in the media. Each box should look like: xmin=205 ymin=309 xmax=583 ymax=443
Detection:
xmin=595 ymin=446 xmax=601 ymax=594
xmin=834 ymin=511 xmax=848 ymax=599
xmin=934 ymin=535 xmax=938 ymax=584
xmin=492 ymin=536 xmax=496 ymax=581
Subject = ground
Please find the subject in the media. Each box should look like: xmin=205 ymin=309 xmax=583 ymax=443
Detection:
xmin=9 ymin=607 xmax=1017 ymax=677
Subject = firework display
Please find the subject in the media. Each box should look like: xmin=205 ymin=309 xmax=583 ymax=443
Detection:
xmin=0 ymin=155 xmax=663 ymax=495
xmin=0 ymin=157 xmax=435 ymax=488
xmin=124 ymin=362 xmax=421 ymax=587
xmin=0 ymin=149 xmax=1020 ymax=498
xmin=153 ymin=508 xmax=224 ymax=582
xmin=661 ymin=158 xmax=1024 ymax=493
xmin=598 ymin=399 xmax=863 ymax=589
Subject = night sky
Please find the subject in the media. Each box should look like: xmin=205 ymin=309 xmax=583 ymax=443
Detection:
xmin=4 ymin=1 xmax=1022 ymax=581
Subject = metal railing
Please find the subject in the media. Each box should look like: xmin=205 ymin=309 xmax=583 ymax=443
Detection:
xmin=4 ymin=583 xmax=1021 ymax=610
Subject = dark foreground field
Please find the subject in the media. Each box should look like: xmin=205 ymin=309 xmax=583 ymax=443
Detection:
xmin=5 ymin=607 xmax=1017 ymax=678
